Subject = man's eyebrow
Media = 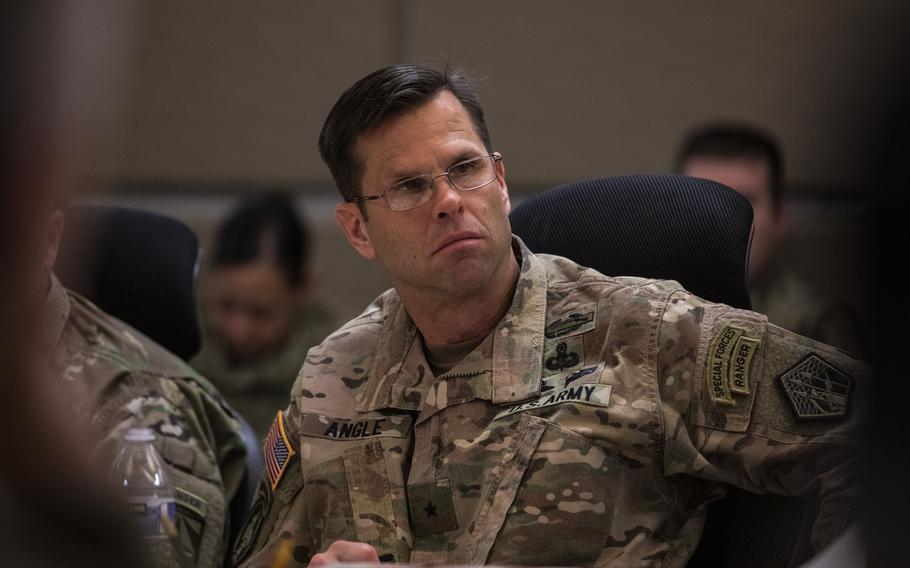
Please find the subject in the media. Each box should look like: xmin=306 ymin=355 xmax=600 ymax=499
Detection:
xmin=384 ymin=166 xmax=423 ymax=184
xmin=383 ymin=149 xmax=482 ymax=183
xmin=448 ymin=150 xmax=482 ymax=165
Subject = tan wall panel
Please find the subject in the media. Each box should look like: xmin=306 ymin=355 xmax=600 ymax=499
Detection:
xmin=106 ymin=1 xmax=907 ymax=193
xmin=89 ymin=1 xmax=900 ymax=335
xmin=112 ymin=0 xmax=398 ymax=182
xmin=409 ymin=0 xmax=906 ymax=192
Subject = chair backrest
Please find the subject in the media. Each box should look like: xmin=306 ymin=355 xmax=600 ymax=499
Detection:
xmin=510 ymin=174 xmax=753 ymax=309
xmin=510 ymin=174 xmax=812 ymax=568
xmin=58 ymin=206 xmax=202 ymax=360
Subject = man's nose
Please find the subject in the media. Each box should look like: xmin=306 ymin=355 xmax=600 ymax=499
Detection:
xmin=429 ymin=176 xmax=465 ymax=220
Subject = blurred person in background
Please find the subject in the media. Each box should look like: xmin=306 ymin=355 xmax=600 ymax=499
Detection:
xmin=678 ymin=123 xmax=864 ymax=355
xmin=193 ymin=192 xmax=338 ymax=436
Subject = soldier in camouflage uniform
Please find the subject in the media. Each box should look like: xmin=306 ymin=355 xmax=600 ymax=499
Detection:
xmin=233 ymin=65 xmax=866 ymax=567
xmin=192 ymin=192 xmax=342 ymax=437
xmin=37 ymin=208 xmax=248 ymax=567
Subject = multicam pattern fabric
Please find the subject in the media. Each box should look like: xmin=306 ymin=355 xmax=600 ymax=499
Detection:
xmin=234 ymin=237 xmax=867 ymax=567
xmin=42 ymin=277 xmax=247 ymax=568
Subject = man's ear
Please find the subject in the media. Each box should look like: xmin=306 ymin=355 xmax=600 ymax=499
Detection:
xmin=496 ymin=158 xmax=511 ymax=213
xmin=44 ymin=210 xmax=64 ymax=273
xmin=335 ymin=202 xmax=376 ymax=260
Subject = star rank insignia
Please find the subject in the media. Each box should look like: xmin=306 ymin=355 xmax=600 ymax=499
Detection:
xmin=408 ymin=479 xmax=458 ymax=536
xmin=777 ymin=354 xmax=851 ymax=420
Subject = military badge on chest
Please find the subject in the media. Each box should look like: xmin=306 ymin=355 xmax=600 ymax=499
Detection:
xmin=543 ymin=336 xmax=584 ymax=374
xmin=542 ymin=304 xmax=595 ymax=376
xmin=544 ymin=305 xmax=596 ymax=340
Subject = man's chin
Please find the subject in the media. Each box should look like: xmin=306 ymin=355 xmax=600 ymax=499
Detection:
xmin=433 ymin=262 xmax=497 ymax=296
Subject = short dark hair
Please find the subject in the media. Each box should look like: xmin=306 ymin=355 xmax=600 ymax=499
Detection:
xmin=677 ymin=123 xmax=785 ymax=210
xmin=318 ymin=64 xmax=492 ymax=206
xmin=213 ymin=191 xmax=310 ymax=288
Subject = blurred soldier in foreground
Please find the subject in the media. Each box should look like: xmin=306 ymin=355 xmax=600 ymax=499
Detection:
xmin=194 ymin=192 xmax=338 ymax=436
xmin=678 ymin=124 xmax=864 ymax=355
xmin=35 ymin=201 xmax=249 ymax=567
xmin=21 ymin=198 xmax=249 ymax=568
xmin=234 ymin=65 xmax=867 ymax=567
xmin=1 ymin=0 xmax=148 ymax=565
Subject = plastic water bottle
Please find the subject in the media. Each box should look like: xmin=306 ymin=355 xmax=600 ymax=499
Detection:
xmin=110 ymin=427 xmax=179 ymax=566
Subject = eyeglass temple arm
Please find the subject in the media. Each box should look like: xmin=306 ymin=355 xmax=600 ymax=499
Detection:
xmin=349 ymin=195 xmax=384 ymax=203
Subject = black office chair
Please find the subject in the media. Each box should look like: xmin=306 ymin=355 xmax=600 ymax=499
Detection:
xmin=510 ymin=174 xmax=813 ymax=568
xmin=58 ymin=206 xmax=202 ymax=360
xmin=57 ymin=206 xmax=264 ymax=550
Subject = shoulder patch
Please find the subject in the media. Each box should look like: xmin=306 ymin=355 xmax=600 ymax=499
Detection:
xmin=729 ymin=336 xmax=760 ymax=395
xmin=777 ymin=353 xmax=851 ymax=420
xmin=706 ymin=325 xmax=761 ymax=406
xmin=174 ymin=487 xmax=207 ymax=560
xmin=264 ymin=410 xmax=296 ymax=491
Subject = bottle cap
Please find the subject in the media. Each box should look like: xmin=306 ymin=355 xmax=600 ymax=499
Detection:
xmin=125 ymin=427 xmax=156 ymax=443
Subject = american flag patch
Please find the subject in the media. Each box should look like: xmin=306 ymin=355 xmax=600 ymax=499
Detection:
xmin=264 ymin=410 xmax=296 ymax=491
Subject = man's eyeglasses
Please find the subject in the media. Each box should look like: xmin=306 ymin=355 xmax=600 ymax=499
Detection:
xmin=349 ymin=152 xmax=503 ymax=211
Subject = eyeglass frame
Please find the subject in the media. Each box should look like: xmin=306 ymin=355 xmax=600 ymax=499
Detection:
xmin=347 ymin=152 xmax=503 ymax=211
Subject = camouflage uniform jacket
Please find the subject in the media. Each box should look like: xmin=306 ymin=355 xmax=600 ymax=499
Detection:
xmin=42 ymin=276 xmax=248 ymax=568
xmin=234 ymin=237 xmax=866 ymax=567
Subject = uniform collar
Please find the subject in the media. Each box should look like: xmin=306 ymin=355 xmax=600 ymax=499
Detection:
xmin=357 ymin=236 xmax=547 ymax=412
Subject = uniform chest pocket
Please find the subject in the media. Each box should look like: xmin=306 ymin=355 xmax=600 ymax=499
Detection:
xmin=301 ymin=438 xmax=411 ymax=560
xmin=469 ymin=414 xmax=624 ymax=567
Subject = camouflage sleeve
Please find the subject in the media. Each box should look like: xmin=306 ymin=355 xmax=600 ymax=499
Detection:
xmin=232 ymin=402 xmax=309 ymax=567
xmin=94 ymin=371 xmax=246 ymax=568
xmin=658 ymin=290 xmax=869 ymax=552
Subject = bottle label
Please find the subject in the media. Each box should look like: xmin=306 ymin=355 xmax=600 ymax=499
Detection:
xmin=125 ymin=497 xmax=177 ymax=539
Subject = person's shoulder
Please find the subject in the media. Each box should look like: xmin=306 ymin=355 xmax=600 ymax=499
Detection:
xmin=537 ymin=252 xmax=688 ymax=302
xmin=59 ymin=291 xmax=244 ymax=506
xmin=286 ymin=289 xmax=400 ymax=413
xmin=60 ymin=288 xmax=208 ymax=387
xmin=309 ymin=288 xmax=398 ymax=352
